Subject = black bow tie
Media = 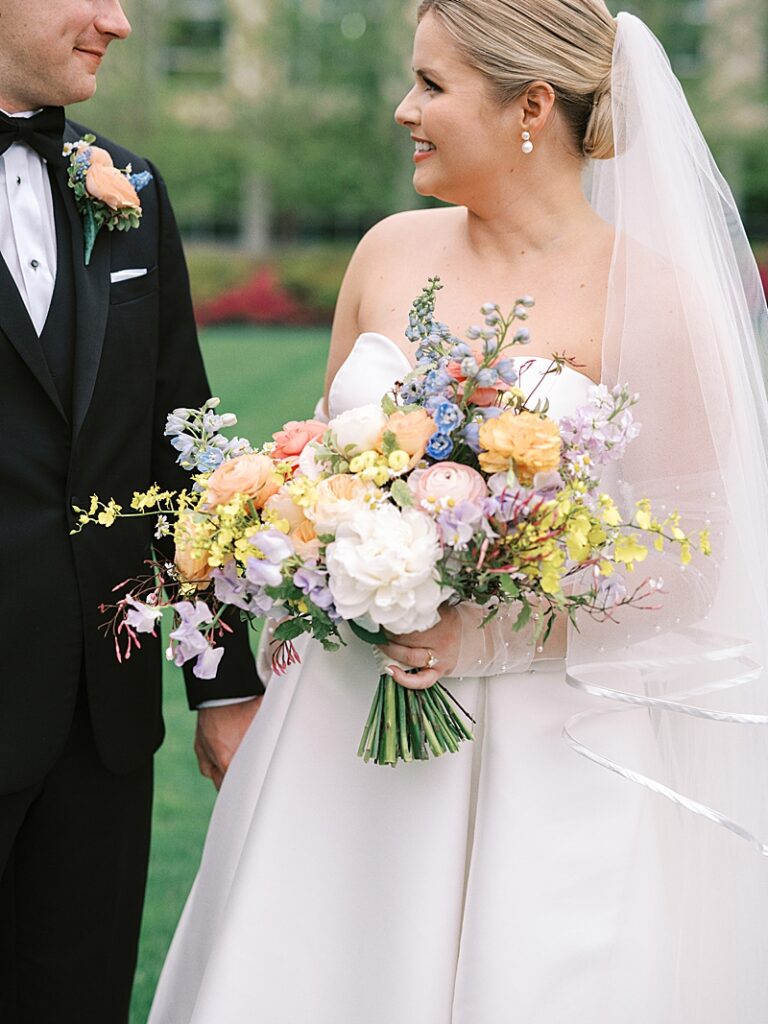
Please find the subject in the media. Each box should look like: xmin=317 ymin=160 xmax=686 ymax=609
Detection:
xmin=0 ymin=107 xmax=66 ymax=164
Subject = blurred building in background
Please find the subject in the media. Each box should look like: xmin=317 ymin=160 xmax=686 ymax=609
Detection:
xmin=84 ymin=0 xmax=767 ymax=251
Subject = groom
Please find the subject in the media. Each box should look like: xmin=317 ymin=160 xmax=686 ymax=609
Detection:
xmin=0 ymin=2 xmax=263 ymax=1021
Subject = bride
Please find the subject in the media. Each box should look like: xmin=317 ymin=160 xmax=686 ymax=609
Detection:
xmin=149 ymin=2 xmax=768 ymax=1021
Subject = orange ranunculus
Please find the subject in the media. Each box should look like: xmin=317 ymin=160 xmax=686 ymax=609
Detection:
xmin=85 ymin=162 xmax=140 ymax=210
xmin=378 ymin=408 xmax=435 ymax=463
xmin=291 ymin=518 xmax=320 ymax=558
xmin=204 ymin=453 xmax=281 ymax=510
xmin=272 ymin=419 xmax=326 ymax=462
xmin=478 ymin=410 xmax=562 ymax=485
xmin=174 ymin=513 xmax=213 ymax=589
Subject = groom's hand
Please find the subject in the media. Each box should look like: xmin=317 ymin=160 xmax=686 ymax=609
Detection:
xmin=194 ymin=699 xmax=263 ymax=789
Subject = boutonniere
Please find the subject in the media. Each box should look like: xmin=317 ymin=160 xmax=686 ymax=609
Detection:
xmin=63 ymin=134 xmax=153 ymax=266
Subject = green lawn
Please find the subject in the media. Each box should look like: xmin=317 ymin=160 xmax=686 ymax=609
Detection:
xmin=130 ymin=325 xmax=329 ymax=1023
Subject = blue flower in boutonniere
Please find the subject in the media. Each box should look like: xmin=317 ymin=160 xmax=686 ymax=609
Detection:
xmin=62 ymin=134 xmax=153 ymax=266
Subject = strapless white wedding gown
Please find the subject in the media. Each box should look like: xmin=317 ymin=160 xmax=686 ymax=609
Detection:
xmin=148 ymin=335 xmax=671 ymax=1024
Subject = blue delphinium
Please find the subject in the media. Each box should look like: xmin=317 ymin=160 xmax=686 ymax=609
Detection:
xmin=433 ymin=400 xmax=464 ymax=434
xmin=426 ymin=432 xmax=454 ymax=460
xmin=164 ymin=398 xmax=253 ymax=473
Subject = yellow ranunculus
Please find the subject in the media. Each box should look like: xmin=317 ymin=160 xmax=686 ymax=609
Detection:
xmin=478 ymin=411 xmax=561 ymax=485
xmin=387 ymin=449 xmax=410 ymax=473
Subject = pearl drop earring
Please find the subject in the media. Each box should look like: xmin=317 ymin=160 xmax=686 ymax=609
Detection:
xmin=521 ymin=129 xmax=533 ymax=155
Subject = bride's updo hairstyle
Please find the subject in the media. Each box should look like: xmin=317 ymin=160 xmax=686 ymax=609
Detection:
xmin=416 ymin=0 xmax=617 ymax=159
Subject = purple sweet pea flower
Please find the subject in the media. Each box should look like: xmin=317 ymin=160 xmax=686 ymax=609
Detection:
xmin=193 ymin=645 xmax=225 ymax=679
xmin=213 ymin=560 xmax=253 ymax=611
xmin=293 ymin=565 xmax=335 ymax=611
xmin=168 ymin=621 xmax=210 ymax=667
xmin=173 ymin=600 xmax=214 ymax=629
xmin=124 ymin=595 xmax=162 ymax=634
xmin=245 ymin=557 xmax=283 ymax=589
xmin=436 ymin=500 xmax=489 ymax=550
xmin=252 ymin=528 xmax=294 ymax=564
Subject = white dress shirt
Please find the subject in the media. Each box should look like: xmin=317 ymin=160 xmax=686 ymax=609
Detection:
xmin=0 ymin=110 xmax=57 ymax=335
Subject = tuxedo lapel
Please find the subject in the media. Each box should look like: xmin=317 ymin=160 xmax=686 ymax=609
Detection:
xmin=0 ymin=250 xmax=68 ymax=421
xmin=53 ymin=123 xmax=111 ymax=439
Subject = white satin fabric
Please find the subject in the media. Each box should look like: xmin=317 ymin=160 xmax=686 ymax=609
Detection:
xmin=149 ymin=334 xmax=677 ymax=1024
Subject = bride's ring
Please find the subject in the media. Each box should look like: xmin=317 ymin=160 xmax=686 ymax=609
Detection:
xmin=425 ymin=649 xmax=438 ymax=670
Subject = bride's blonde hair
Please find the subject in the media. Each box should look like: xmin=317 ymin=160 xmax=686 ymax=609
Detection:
xmin=416 ymin=0 xmax=617 ymax=159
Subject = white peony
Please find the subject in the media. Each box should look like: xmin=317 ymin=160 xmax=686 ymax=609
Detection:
xmin=328 ymin=403 xmax=386 ymax=457
xmin=326 ymin=504 xmax=449 ymax=634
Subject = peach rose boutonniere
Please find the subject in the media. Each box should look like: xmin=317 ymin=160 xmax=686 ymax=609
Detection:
xmin=63 ymin=134 xmax=153 ymax=265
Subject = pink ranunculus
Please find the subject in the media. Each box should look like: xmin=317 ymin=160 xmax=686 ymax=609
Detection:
xmin=85 ymin=162 xmax=140 ymax=210
xmin=272 ymin=419 xmax=327 ymax=462
xmin=409 ymin=462 xmax=488 ymax=506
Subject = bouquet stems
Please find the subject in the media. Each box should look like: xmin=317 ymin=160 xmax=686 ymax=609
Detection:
xmin=357 ymin=674 xmax=475 ymax=766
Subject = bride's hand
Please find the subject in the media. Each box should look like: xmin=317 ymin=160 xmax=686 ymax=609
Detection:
xmin=378 ymin=605 xmax=460 ymax=690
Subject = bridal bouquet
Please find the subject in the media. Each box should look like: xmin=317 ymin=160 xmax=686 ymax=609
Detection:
xmin=74 ymin=279 xmax=709 ymax=766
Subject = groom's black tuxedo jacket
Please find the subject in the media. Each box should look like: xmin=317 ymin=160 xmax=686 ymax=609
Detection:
xmin=0 ymin=119 xmax=261 ymax=794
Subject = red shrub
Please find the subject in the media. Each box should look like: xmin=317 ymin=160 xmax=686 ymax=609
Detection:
xmin=195 ymin=268 xmax=319 ymax=327
xmin=759 ymin=264 xmax=768 ymax=299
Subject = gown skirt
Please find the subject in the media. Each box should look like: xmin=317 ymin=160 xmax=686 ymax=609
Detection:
xmin=148 ymin=633 xmax=671 ymax=1024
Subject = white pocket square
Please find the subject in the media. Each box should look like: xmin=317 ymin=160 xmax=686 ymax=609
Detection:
xmin=110 ymin=268 xmax=147 ymax=283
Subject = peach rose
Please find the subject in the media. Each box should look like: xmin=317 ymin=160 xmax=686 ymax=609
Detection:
xmin=204 ymin=453 xmax=281 ymax=510
xmin=409 ymin=462 xmax=488 ymax=506
xmin=308 ymin=474 xmax=374 ymax=535
xmin=272 ymin=420 xmax=326 ymax=463
xmin=378 ymin=408 xmax=435 ymax=463
xmin=174 ymin=514 xmax=212 ymax=589
xmin=291 ymin=518 xmax=320 ymax=558
xmin=85 ymin=161 xmax=140 ymax=210
xmin=77 ymin=142 xmax=114 ymax=167
xmin=478 ymin=411 xmax=562 ymax=485
xmin=263 ymin=489 xmax=308 ymax=530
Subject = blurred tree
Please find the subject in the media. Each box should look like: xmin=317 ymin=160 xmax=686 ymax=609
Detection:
xmin=81 ymin=0 xmax=766 ymax=246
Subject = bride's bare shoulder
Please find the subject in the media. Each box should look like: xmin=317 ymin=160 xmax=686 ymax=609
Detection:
xmin=355 ymin=206 xmax=462 ymax=258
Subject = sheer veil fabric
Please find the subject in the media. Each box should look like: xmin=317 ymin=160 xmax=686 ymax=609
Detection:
xmin=569 ymin=12 xmax=768 ymax=1017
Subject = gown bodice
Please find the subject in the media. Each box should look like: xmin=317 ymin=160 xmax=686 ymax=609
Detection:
xmin=327 ymin=331 xmax=594 ymax=422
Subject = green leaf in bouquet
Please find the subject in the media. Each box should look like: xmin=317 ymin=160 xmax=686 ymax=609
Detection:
xmin=512 ymin=600 xmax=532 ymax=632
xmin=390 ymin=479 xmax=414 ymax=509
xmin=479 ymin=604 xmax=501 ymax=628
xmin=273 ymin=617 xmax=311 ymax=642
xmin=499 ymin=575 xmax=520 ymax=599
xmin=381 ymin=430 xmax=399 ymax=457
xmin=381 ymin=394 xmax=398 ymax=416
xmin=349 ymin=618 xmax=389 ymax=646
